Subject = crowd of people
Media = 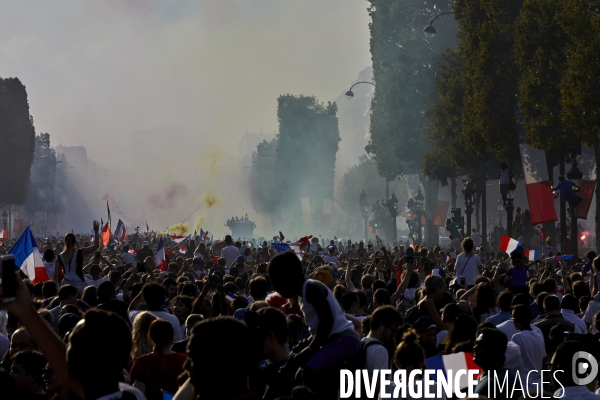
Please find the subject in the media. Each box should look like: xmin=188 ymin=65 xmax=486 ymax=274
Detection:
xmin=2 ymin=220 xmax=600 ymax=399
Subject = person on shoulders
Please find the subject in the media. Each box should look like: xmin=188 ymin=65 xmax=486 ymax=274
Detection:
xmin=268 ymin=251 xmax=360 ymax=396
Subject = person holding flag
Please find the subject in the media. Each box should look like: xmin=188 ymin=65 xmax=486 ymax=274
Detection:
xmin=55 ymin=220 xmax=100 ymax=295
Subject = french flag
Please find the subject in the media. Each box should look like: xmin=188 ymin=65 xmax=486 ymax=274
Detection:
xmin=199 ymin=229 xmax=205 ymax=241
xmin=524 ymin=249 xmax=540 ymax=261
xmin=155 ymin=237 xmax=167 ymax=272
xmin=425 ymin=352 xmax=481 ymax=392
xmin=179 ymin=246 xmax=186 ymax=255
xmin=172 ymin=235 xmax=189 ymax=244
xmin=499 ymin=235 xmax=522 ymax=255
xmin=225 ymin=292 xmax=236 ymax=303
xmin=0 ymin=230 xmax=8 ymax=239
xmin=554 ymin=255 xmax=574 ymax=261
xmin=519 ymin=143 xmax=558 ymax=224
xmin=9 ymin=227 xmax=49 ymax=283
xmin=272 ymin=235 xmax=312 ymax=260
xmin=113 ymin=219 xmax=127 ymax=242
xmin=278 ymin=231 xmax=285 ymax=243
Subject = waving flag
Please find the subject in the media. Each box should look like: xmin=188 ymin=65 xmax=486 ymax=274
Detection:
xmin=146 ymin=221 xmax=149 ymax=232
xmin=156 ymin=237 xmax=167 ymax=271
xmin=524 ymin=249 xmax=540 ymax=261
xmin=278 ymin=231 xmax=285 ymax=243
xmin=425 ymin=352 xmax=481 ymax=392
xmin=172 ymin=235 xmax=189 ymax=244
xmin=0 ymin=230 xmax=8 ymax=239
xmin=499 ymin=235 xmax=522 ymax=255
xmin=203 ymin=231 xmax=209 ymax=241
xmin=113 ymin=219 xmax=127 ymax=242
xmin=200 ymin=229 xmax=205 ymax=241
xmin=272 ymin=235 xmax=312 ymax=260
xmin=519 ymin=143 xmax=557 ymax=224
xmin=101 ymin=222 xmax=111 ymax=247
xmin=9 ymin=227 xmax=49 ymax=283
xmin=554 ymin=255 xmax=574 ymax=261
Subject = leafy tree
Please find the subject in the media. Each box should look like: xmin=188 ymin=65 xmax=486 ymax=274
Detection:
xmin=249 ymin=138 xmax=279 ymax=218
xmin=273 ymin=95 xmax=340 ymax=231
xmin=0 ymin=78 xmax=36 ymax=207
xmin=557 ymin=0 xmax=600 ymax=250
xmin=24 ymin=133 xmax=66 ymax=216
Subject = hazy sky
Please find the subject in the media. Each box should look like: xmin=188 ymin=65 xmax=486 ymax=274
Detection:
xmin=0 ymin=1 xmax=371 ymax=164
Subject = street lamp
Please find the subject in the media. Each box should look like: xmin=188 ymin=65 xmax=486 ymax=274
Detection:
xmin=505 ymin=179 xmax=517 ymax=238
xmin=567 ymin=154 xmax=584 ymax=258
xmin=423 ymin=11 xmax=454 ymax=37
xmin=463 ymin=179 xmax=476 ymax=235
xmin=345 ymin=81 xmax=376 ymax=99
xmin=414 ymin=189 xmax=425 ymax=243
xmin=2 ymin=210 xmax=6 ymax=231
xmin=359 ymin=189 xmax=369 ymax=241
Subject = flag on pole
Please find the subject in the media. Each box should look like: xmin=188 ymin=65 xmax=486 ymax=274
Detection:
xmin=0 ymin=230 xmax=8 ymax=239
xmin=113 ymin=220 xmax=127 ymax=242
xmin=172 ymin=235 xmax=189 ymax=244
xmin=146 ymin=221 xmax=149 ymax=232
xmin=271 ymin=235 xmax=312 ymax=260
xmin=101 ymin=223 xmax=111 ymax=247
xmin=499 ymin=235 xmax=522 ymax=255
xmin=9 ymin=227 xmax=49 ymax=283
xmin=524 ymin=249 xmax=540 ymax=261
xmin=156 ymin=237 xmax=167 ymax=271
xmin=107 ymin=201 xmax=111 ymax=230
xmin=278 ymin=231 xmax=285 ymax=243
xmin=204 ymin=231 xmax=209 ymax=241
xmin=199 ymin=229 xmax=205 ymax=241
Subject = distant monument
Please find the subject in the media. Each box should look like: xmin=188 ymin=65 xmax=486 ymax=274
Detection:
xmin=225 ymin=214 xmax=256 ymax=239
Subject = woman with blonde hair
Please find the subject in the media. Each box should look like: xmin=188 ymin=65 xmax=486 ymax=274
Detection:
xmin=54 ymin=221 xmax=100 ymax=295
xmin=415 ymin=275 xmax=449 ymax=330
xmin=131 ymin=311 xmax=157 ymax=363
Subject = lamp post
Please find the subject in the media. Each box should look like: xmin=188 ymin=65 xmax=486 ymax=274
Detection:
xmin=359 ymin=189 xmax=369 ymax=241
xmin=497 ymin=199 xmax=504 ymax=226
xmin=423 ymin=11 xmax=454 ymax=37
xmin=566 ymin=155 xmax=583 ymax=259
xmin=505 ymin=179 xmax=517 ymax=238
xmin=414 ymin=189 xmax=425 ymax=243
xmin=345 ymin=81 xmax=376 ymax=99
xmin=2 ymin=210 xmax=6 ymax=231
xmin=384 ymin=192 xmax=399 ymax=243
xmin=463 ymin=179 xmax=476 ymax=235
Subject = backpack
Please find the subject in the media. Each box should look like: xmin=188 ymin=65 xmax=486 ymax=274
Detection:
xmin=345 ymin=340 xmax=386 ymax=399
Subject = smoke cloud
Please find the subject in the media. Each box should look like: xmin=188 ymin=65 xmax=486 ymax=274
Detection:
xmin=148 ymin=183 xmax=188 ymax=209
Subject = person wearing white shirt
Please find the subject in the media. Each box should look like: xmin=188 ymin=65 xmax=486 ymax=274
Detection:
xmin=454 ymin=238 xmax=483 ymax=287
xmin=323 ymin=246 xmax=341 ymax=267
xmin=551 ymin=341 xmax=600 ymax=399
xmin=221 ymin=235 xmax=241 ymax=268
xmin=584 ymin=297 xmax=600 ymax=333
xmin=561 ymin=294 xmax=588 ymax=334
xmin=470 ymin=229 xmax=482 ymax=248
xmin=511 ymin=305 xmax=546 ymax=389
xmin=497 ymin=317 xmax=543 ymax=340
xmin=128 ymin=282 xmax=182 ymax=342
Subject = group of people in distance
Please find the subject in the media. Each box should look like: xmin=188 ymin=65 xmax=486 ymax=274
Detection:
xmin=2 ymin=220 xmax=600 ymax=399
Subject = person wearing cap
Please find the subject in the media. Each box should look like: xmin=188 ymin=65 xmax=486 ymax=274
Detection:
xmin=136 ymin=241 xmax=154 ymax=264
xmin=322 ymin=246 xmax=340 ymax=267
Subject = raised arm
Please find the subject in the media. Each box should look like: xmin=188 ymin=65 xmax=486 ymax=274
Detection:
xmin=81 ymin=220 xmax=100 ymax=256
xmin=345 ymin=260 xmax=356 ymax=291
xmin=391 ymin=260 xmax=414 ymax=303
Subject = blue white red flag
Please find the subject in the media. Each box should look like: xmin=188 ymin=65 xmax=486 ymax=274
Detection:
xmin=9 ymin=227 xmax=49 ymax=283
xmin=499 ymin=235 xmax=522 ymax=255
xmin=113 ymin=219 xmax=127 ymax=242
xmin=155 ymin=238 xmax=167 ymax=271
xmin=524 ymin=249 xmax=540 ymax=261
xmin=279 ymin=231 xmax=285 ymax=243
xmin=425 ymin=352 xmax=481 ymax=392
xmin=172 ymin=235 xmax=189 ymax=244
xmin=554 ymin=255 xmax=574 ymax=261
xmin=272 ymin=235 xmax=312 ymax=260
xmin=225 ymin=292 xmax=236 ymax=303
xmin=0 ymin=230 xmax=8 ymax=239
xmin=199 ymin=229 xmax=205 ymax=241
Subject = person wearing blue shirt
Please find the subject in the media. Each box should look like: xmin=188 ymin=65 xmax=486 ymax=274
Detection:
xmin=552 ymin=175 xmax=582 ymax=207
xmin=486 ymin=291 xmax=514 ymax=326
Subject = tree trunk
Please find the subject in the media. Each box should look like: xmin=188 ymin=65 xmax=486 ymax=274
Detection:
xmin=595 ymin=141 xmax=600 ymax=253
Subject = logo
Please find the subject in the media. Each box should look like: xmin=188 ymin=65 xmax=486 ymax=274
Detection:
xmin=572 ymin=351 xmax=598 ymax=386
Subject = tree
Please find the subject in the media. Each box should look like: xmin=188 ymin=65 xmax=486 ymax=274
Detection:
xmin=0 ymin=78 xmax=36 ymax=206
xmin=249 ymin=138 xmax=279 ymax=219
xmin=274 ymin=95 xmax=340 ymax=231
xmin=24 ymin=133 xmax=66 ymax=216
xmin=557 ymin=0 xmax=600 ymax=250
